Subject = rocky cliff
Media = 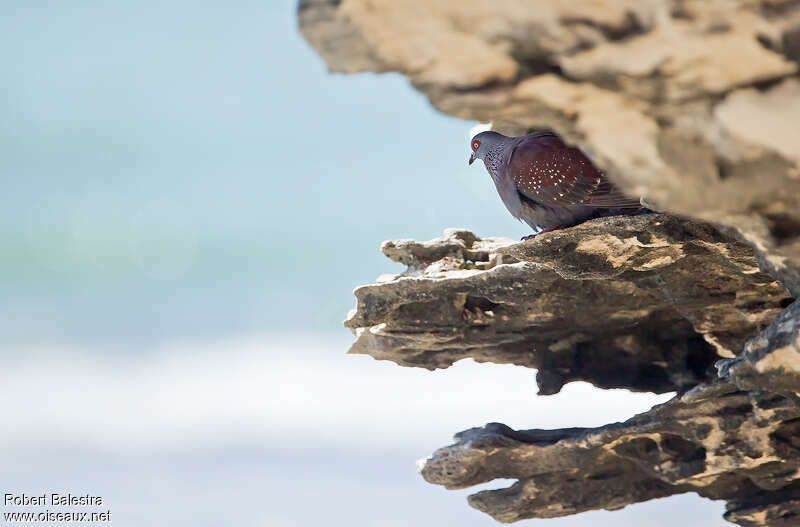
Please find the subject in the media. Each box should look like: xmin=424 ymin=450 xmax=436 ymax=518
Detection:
xmin=300 ymin=1 xmax=800 ymax=525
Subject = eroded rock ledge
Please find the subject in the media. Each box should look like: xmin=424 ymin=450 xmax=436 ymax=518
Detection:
xmin=420 ymin=298 xmax=800 ymax=527
xmin=346 ymin=215 xmax=790 ymax=395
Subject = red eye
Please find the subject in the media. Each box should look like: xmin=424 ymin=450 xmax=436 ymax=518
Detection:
xmin=472 ymin=140 xmax=481 ymax=151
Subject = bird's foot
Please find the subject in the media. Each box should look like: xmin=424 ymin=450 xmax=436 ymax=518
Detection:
xmin=521 ymin=226 xmax=561 ymax=241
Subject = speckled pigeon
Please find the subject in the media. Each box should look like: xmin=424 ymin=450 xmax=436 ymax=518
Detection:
xmin=469 ymin=131 xmax=644 ymax=234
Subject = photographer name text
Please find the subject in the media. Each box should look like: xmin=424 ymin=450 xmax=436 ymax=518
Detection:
xmin=4 ymin=493 xmax=103 ymax=507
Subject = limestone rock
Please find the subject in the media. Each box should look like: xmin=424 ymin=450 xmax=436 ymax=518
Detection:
xmin=419 ymin=301 xmax=800 ymax=525
xmin=345 ymin=216 xmax=791 ymax=395
xmin=718 ymin=298 xmax=800 ymax=395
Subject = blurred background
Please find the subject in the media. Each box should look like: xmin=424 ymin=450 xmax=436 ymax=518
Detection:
xmin=1 ymin=1 xmax=726 ymax=525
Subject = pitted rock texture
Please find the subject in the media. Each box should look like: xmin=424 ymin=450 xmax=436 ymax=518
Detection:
xmin=345 ymin=215 xmax=791 ymax=395
xmin=419 ymin=299 xmax=800 ymax=526
xmin=719 ymin=298 xmax=800 ymax=396
xmin=299 ymin=0 xmax=800 ymax=295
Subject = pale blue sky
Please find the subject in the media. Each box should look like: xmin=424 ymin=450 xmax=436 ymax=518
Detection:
xmin=0 ymin=0 xmax=528 ymax=345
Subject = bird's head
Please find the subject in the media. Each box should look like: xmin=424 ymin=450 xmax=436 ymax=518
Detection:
xmin=469 ymin=131 xmax=504 ymax=165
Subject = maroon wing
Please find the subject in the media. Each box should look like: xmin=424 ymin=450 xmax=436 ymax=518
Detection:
xmin=507 ymin=133 xmax=640 ymax=208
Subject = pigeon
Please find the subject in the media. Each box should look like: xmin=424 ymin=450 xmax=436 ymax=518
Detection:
xmin=469 ymin=131 xmax=644 ymax=234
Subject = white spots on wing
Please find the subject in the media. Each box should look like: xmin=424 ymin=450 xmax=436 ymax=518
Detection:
xmin=510 ymin=144 xmax=610 ymax=208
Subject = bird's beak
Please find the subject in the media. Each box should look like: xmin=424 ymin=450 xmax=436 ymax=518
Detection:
xmin=468 ymin=153 xmax=476 ymax=165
